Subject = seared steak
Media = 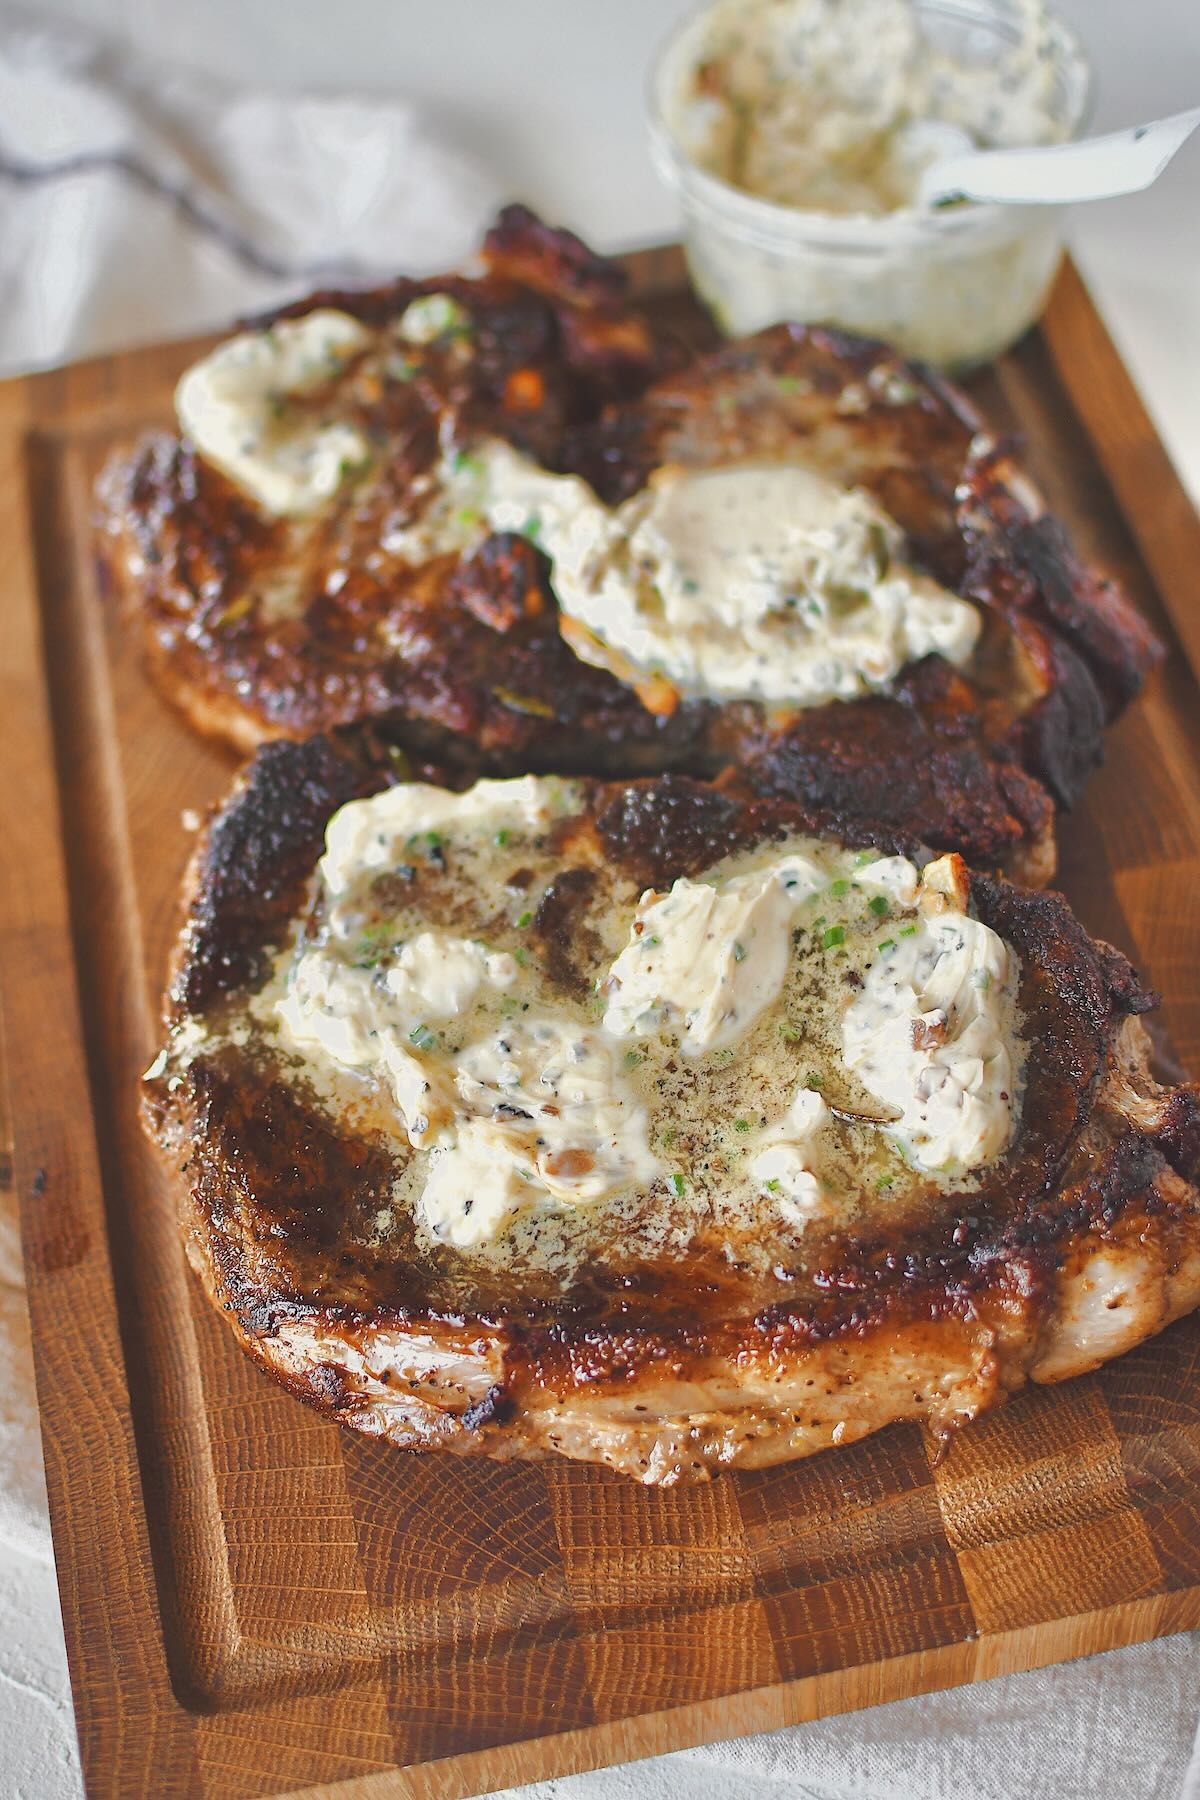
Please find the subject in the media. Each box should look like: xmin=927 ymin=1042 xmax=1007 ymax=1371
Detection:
xmin=143 ymin=734 xmax=1200 ymax=1485
xmin=97 ymin=211 xmax=1159 ymax=885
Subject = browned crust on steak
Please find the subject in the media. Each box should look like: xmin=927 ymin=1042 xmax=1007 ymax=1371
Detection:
xmin=741 ymin=656 xmax=1056 ymax=883
xmin=143 ymin=737 xmax=1200 ymax=1484
xmin=97 ymin=221 xmax=1159 ymax=882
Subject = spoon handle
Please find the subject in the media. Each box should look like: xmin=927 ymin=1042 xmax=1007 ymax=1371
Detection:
xmin=920 ymin=105 xmax=1200 ymax=209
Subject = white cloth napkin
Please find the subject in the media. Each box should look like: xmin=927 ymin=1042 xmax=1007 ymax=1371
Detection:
xmin=2 ymin=11 xmax=1199 ymax=1799
xmin=0 ymin=8 xmax=504 ymax=376
xmin=488 ymin=1634 xmax=1200 ymax=1800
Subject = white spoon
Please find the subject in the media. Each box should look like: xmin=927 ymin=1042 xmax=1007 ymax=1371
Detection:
xmin=917 ymin=105 xmax=1200 ymax=209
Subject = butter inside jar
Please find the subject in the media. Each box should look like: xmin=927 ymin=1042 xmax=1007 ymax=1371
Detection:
xmin=679 ymin=0 xmax=1075 ymax=218
xmin=649 ymin=0 xmax=1091 ymax=368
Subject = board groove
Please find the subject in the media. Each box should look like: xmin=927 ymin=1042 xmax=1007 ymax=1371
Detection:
xmin=4 ymin=255 xmax=1200 ymax=1799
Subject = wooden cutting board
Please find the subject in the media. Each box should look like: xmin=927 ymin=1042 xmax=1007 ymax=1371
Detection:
xmin=4 ymin=251 xmax=1200 ymax=1800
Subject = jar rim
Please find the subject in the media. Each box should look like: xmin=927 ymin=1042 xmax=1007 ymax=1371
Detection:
xmin=645 ymin=0 xmax=1095 ymax=251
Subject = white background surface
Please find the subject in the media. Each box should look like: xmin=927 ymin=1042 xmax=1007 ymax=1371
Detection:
xmin=31 ymin=0 xmax=1200 ymax=507
xmin=5 ymin=3 xmax=1200 ymax=1797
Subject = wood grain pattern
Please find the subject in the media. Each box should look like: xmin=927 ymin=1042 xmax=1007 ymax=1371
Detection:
xmin=4 ymin=256 xmax=1200 ymax=1800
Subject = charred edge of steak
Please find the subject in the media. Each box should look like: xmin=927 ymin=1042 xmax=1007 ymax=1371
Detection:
xmin=245 ymin=203 xmax=630 ymax=324
xmin=174 ymin=1050 xmax=420 ymax=1336
xmin=481 ymin=203 xmax=632 ymax=312
xmin=1156 ymin=1088 xmax=1200 ymax=1180
xmin=961 ymin=444 xmax=1162 ymax=724
xmin=1004 ymin=629 xmax=1109 ymax=811
xmin=741 ymin=670 xmax=1053 ymax=875
xmin=170 ymin=731 xmax=392 ymax=1016
xmin=1016 ymin=513 xmax=1163 ymax=712
xmin=481 ymin=204 xmax=680 ymax=401
xmin=971 ymin=870 xmax=1155 ymax=1135
xmin=591 ymin=768 xmax=929 ymax=889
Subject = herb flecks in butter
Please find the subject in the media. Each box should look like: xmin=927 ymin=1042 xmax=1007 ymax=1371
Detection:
xmin=372 ymin=436 xmax=980 ymax=709
xmin=843 ymin=856 xmax=1018 ymax=1174
xmin=194 ymin=778 xmax=1025 ymax=1265
xmin=176 ymin=310 xmax=374 ymax=518
xmin=602 ymin=854 xmax=826 ymax=1053
xmin=678 ymin=0 xmax=1077 ymax=220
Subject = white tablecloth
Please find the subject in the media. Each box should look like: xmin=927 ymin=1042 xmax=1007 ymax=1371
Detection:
xmin=3 ymin=8 xmax=1199 ymax=1797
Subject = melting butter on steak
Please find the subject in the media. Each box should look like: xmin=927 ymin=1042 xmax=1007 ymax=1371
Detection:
xmin=355 ymin=438 xmax=983 ymax=710
xmin=225 ymin=776 xmax=1021 ymax=1256
xmin=137 ymin=315 xmax=990 ymax=719
xmin=144 ymin=740 xmax=1200 ymax=1484
xmin=175 ymin=309 xmax=378 ymax=519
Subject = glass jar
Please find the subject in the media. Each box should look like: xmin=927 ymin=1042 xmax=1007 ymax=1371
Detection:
xmin=647 ymin=0 xmax=1093 ymax=371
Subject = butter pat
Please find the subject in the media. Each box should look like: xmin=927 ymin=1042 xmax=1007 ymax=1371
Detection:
xmin=176 ymin=309 xmax=373 ymax=517
xmin=430 ymin=1015 xmax=661 ymax=1244
xmin=277 ymin=776 xmax=660 ymax=1248
xmin=481 ymin=445 xmax=981 ymax=707
xmin=603 ymin=854 xmax=826 ymax=1054
xmin=320 ymin=775 xmax=578 ymax=900
xmin=343 ymin=434 xmax=981 ymax=709
xmin=842 ymin=857 xmax=1018 ymax=1173
xmin=750 ymin=1087 xmax=831 ymax=1230
xmin=560 ymin=461 xmax=979 ymax=705
xmin=277 ymin=949 xmax=659 ymax=1249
